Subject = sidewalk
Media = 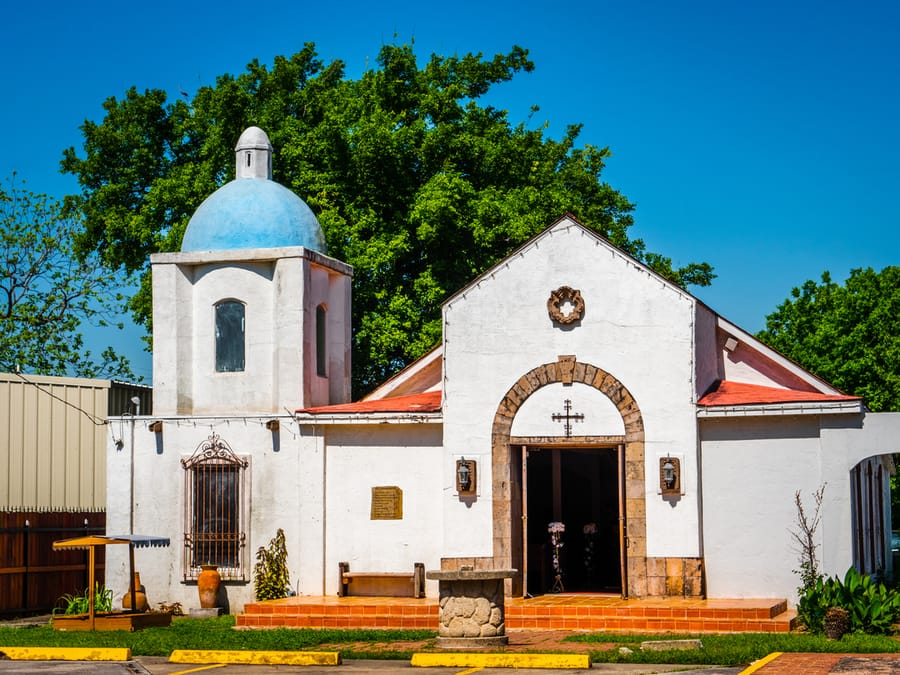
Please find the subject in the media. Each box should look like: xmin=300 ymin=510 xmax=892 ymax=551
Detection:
xmin=744 ymin=652 xmax=900 ymax=674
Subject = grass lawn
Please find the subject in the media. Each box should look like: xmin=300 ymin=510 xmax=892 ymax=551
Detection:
xmin=0 ymin=616 xmax=434 ymax=660
xmin=1 ymin=616 xmax=899 ymax=665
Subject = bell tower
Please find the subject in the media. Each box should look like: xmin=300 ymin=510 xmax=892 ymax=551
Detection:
xmin=151 ymin=128 xmax=351 ymax=415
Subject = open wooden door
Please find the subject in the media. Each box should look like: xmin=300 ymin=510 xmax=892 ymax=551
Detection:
xmin=522 ymin=446 xmax=623 ymax=596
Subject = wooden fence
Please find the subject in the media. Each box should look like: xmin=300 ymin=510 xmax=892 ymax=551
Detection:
xmin=0 ymin=510 xmax=106 ymax=617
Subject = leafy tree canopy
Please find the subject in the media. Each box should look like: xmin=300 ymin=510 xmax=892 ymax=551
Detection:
xmin=62 ymin=42 xmax=714 ymax=394
xmin=757 ymin=267 xmax=900 ymax=412
xmin=0 ymin=175 xmax=135 ymax=380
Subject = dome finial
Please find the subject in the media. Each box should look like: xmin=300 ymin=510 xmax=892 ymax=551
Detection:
xmin=235 ymin=127 xmax=273 ymax=180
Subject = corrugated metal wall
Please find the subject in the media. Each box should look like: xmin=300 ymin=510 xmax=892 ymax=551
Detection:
xmin=108 ymin=381 xmax=152 ymax=418
xmin=0 ymin=373 xmax=111 ymax=509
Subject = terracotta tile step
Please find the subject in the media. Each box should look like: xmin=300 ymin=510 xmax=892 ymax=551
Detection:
xmin=506 ymin=610 xmax=798 ymax=633
xmin=236 ymin=596 xmax=796 ymax=634
xmin=236 ymin=598 xmax=439 ymax=630
xmin=236 ymin=610 xmax=797 ymax=633
xmin=505 ymin=607 xmax=787 ymax=620
xmin=240 ymin=602 xmax=438 ymax=616
xmin=505 ymin=598 xmax=788 ymax=621
xmin=236 ymin=613 xmax=437 ymax=630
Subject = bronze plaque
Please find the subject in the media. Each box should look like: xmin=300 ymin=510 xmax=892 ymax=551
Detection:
xmin=370 ymin=486 xmax=403 ymax=520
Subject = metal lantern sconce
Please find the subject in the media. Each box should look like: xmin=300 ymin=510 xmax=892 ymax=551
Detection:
xmin=456 ymin=458 xmax=476 ymax=496
xmin=659 ymin=455 xmax=680 ymax=495
xmin=662 ymin=459 xmax=675 ymax=488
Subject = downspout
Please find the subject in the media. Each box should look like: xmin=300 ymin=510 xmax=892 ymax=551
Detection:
xmin=320 ymin=424 xmax=327 ymax=596
xmin=129 ymin=397 xmax=140 ymax=534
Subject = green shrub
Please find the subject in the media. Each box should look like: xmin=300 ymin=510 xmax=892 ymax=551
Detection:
xmin=253 ymin=528 xmax=292 ymax=600
xmin=798 ymin=567 xmax=900 ymax=634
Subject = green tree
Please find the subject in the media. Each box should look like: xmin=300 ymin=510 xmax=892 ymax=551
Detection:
xmin=757 ymin=267 xmax=900 ymax=413
xmin=0 ymin=175 xmax=135 ymax=380
xmin=758 ymin=268 xmax=900 ymax=526
xmin=62 ymin=43 xmax=714 ymax=394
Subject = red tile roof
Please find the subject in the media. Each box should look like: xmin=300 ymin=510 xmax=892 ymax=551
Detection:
xmin=698 ymin=380 xmax=860 ymax=407
xmin=297 ymin=390 xmax=442 ymax=415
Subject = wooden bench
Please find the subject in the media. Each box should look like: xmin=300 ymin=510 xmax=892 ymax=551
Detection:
xmin=338 ymin=561 xmax=425 ymax=598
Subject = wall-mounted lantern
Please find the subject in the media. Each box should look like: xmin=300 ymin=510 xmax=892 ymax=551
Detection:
xmin=456 ymin=458 xmax=477 ymax=496
xmin=659 ymin=455 xmax=680 ymax=495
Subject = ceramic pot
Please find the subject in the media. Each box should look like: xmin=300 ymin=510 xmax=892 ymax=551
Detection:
xmin=122 ymin=572 xmax=148 ymax=612
xmin=198 ymin=564 xmax=221 ymax=608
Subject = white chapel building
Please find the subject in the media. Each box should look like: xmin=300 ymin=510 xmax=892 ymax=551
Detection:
xmin=106 ymin=127 xmax=900 ymax=613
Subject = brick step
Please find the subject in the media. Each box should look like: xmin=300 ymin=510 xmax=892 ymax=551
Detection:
xmin=505 ymin=597 xmax=796 ymax=633
xmin=236 ymin=598 xmax=438 ymax=630
xmin=506 ymin=598 xmax=788 ymax=620
xmin=505 ymin=610 xmax=798 ymax=633
xmin=236 ymin=596 xmax=797 ymax=633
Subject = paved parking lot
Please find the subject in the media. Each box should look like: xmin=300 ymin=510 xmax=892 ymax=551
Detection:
xmin=0 ymin=657 xmax=741 ymax=674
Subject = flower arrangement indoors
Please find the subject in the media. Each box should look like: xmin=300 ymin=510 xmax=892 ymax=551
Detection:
xmin=583 ymin=522 xmax=598 ymax=585
xmin=548 ymin=521 xmax=565 ymax=592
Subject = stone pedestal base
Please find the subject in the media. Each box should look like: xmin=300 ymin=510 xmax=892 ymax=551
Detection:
xmin=435 ymin=635 xmax=509 ymax=649
xmin=427 ymin=568 xmax=517 ymax=648
xmin=188 ymin=607 xmax=222 ymax=618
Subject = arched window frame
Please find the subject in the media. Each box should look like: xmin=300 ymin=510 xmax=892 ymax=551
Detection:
xmin=181 ymin=433 xmax=249 ymax=581
xmin=215 ymin=299 xmax=246 ymax=373
xmin=316 ymin=304 xmax=327 ymax=378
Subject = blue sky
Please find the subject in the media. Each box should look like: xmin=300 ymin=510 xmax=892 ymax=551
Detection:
xmin=4 ymin=0 xmax=898 ymax=383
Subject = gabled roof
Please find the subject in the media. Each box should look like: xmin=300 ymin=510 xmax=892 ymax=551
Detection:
xmin=295 ymin=215 xmax=864 ymax=423
xmin=361 ymin=346 xmax=442 ymax=401
xmin=713 ymin=316 xmax=846 ymax=395
xmin=698 ymin=380 xmax=861 ymax=406
xmin=442 ymin=214 xmax=694 ymax=312
xmin=297 ymin=390 xmax=441 ymax=416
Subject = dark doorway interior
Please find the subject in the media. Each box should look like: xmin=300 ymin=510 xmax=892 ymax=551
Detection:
xmin=526 ymin=447 xmax=621 ymax=595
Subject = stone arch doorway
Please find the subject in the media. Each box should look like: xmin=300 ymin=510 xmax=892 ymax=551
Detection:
xmin=490 ymin=356 xmax=646 ymax=597
xmin=523 ymin=444 xmax=623 ymax=596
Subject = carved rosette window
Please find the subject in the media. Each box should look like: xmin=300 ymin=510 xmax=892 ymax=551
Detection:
xmin=547 ymin=286 xmax=585 ymax=325
xmin=182 ymin=433 xmax=249 ymax=581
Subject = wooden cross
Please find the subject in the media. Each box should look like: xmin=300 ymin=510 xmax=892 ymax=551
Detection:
xmin=551 ymin=399 xmax=584 ymax=437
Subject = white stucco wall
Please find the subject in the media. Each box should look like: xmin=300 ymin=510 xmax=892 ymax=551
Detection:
xmin=192 ymin=262 xmax=276 ymax=412
xmin=322 ymin=425 xmax=444 ymax=596
xmin=700 ymin=415 xmax=825 ymax=600
xmin=819 ymin=413 xmax=900 ymax=579
xmin=151 ymin=262 xmax=193 ymax=415
xmin=701 ymin=412 xmax=900 ymax=602
xmin=106 ymin=416 xmax=443 ymax=611
xmin=442 ymin=219 xmax=702 ymax=560
xmin=151 ymin=248 xmax=352 ymax=416
xmin=511 ymin=384 xmax=625 ymax=437
xmin=107 ymin=417 xmax=304 ymax=613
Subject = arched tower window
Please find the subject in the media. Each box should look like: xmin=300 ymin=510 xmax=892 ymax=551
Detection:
xmin=215 ymin=300 xmax=245 ymax=372
xmin=316 ymin=304 xmax=327 ymax=377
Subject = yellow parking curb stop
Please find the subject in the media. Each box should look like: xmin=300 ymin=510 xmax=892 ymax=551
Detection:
xmin=411 ymin=652 xmax=592 ymax=669
xmin=169 ymin=649 xmax=342 ymax=666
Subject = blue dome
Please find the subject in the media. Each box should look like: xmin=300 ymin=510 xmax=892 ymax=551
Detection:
xmin=181 ymin=178 xmax=326 ymax=253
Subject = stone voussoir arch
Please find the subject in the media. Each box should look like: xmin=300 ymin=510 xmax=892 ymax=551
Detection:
xmin=489 ymin=356 xmax=648 ymax=597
